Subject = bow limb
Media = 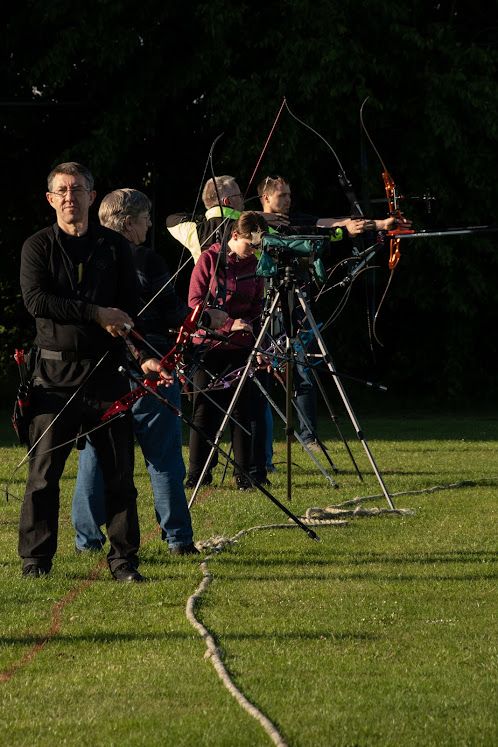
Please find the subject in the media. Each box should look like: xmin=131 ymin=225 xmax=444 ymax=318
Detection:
xmin=101 ymin=386 xmax=153 ymax=421
xmin=243 ymin=97 xmax=287 ymax=200
xmin=155 ymin=304 xmax=204 ymax=374
xmin=359 ymin=97 xmax=414 ymax=269
xmin=199 ymin=134 xmax=229 ymax=318
xmin=171 ymin=133 xmax=225 ymax=295
xmin=122 ymin=366 xmax=318 ymax=540
xmin=284 ymin=100 xmax=365 ymax=219
xmin=99 ymin=305 xmax=204 ymax=425
xmin=119 ymin=305 xmax=249 ymax=430
xmin=126 ymin=304 xmax=203 ymax=377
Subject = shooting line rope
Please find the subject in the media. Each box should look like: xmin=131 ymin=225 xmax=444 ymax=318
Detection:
xmin=186 ymin=475 xmax=497 ymax=744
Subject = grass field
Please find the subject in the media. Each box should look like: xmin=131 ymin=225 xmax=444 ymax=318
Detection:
xmin=0 ymin=408 xmax=496 ymax=746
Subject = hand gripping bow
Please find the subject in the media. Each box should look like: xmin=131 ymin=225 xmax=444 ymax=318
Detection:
xmin=101 ymin=304 xmax=203 ymax=422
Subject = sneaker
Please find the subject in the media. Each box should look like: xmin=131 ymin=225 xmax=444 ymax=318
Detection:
xmin=22 ymin=564 xmax=48 ymax=579
xmin=235 ymin=475 xmax=253 ymax=492
xmin=304 ymin=439 xmax=322 ymax=453
xmin=266 ymin=463 xmax=277 ymax=473
xmin=185 ymin=472 xmax=212 ymax=488
xmin=111 ymin=562 xmax=146 ymax=583
xmin=169 ymin=543 xmax=200 ymax=556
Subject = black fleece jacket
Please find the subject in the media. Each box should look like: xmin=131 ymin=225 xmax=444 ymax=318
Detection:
xmin=20 ymin=222 xmax=142 ymax=359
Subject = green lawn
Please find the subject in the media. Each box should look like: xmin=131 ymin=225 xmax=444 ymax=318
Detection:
xmin=0 ymin=410 xmax=496 ymax=746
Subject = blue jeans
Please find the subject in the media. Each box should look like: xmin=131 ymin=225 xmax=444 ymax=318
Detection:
xmin=294 ymin=363 xmax=318 ymax=444
xmin=72 ymin=380 xmax=193 ymax=551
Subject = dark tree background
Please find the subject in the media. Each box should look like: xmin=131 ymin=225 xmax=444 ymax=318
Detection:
xmin=1 ymin=0 xmax=497 ymax=409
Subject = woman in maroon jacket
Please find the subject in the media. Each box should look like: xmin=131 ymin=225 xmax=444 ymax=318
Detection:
xmin=186 ymin=211 xmax=268 ymax=491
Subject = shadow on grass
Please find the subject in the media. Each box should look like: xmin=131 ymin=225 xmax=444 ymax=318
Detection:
xmin=0 ymin=629 xmax=379 ymax=648
xmin=218 ymin=549 xmax=498 ymax=567
xmin=0 ymin=630 xmax=200 ymax=648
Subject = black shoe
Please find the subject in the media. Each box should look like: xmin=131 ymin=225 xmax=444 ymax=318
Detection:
xmin=169 ymin=543 xmax=200 ymax=556
xmin=22 ymin=564 xmax=48 ymax=579
xmin=111 ymin=563 xmax=146 ymax=583
xmin=185 ymin=472 xmax=212 ymax=489
xmin=236 ymin=475 xmax=253 ymax=491
xmin=251 ymin=474 xmax=271 ymax=487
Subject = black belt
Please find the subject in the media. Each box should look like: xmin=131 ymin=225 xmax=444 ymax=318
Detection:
xmin=39 ymin=349 xmax=95 ymax=362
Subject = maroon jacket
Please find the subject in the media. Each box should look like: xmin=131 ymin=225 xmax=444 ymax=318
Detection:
xmin=188 ymin=242 xmax=264 ymax=350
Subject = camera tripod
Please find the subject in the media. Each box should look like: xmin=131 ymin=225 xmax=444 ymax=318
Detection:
xmin=188 ymin=259 xmax=395 ymax=510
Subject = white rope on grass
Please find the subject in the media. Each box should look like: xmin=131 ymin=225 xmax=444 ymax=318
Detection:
xmin=301 ymin=505 xmax=415 ymax=523
xmin=331 ymin=476 xmax=498 ymax=509
xmin=187 ymin=522 xmax=346 ymax=746
xmin=294 ymin=475 xmax=498 ymax=522
xmin=186 ymin=479 xmax=496 ymax=739
xmin=187 ymin=527 xmax=291 ymax=747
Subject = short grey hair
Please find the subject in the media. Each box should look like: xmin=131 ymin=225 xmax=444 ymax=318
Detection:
xmin=47 ymin=162 xmax=95 ymax=192
xmin=98 ymin=188 xmax=152 ymax=234
xmin=202 ymin=175 xmax=238 ymax=208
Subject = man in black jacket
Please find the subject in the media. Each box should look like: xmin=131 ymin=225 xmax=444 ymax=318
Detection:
xmin=19 ymin=162 xmax=168 ymax=582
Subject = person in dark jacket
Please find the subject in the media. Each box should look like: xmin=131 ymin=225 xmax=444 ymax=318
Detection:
xmin=166 ymin=174 xmax=283 ymax=264
xmin=71 ymin=188 xmax=227 ymax=556
xmin=19 ymin=163 xmax=169 ymax=582
xmin=186 ymin=211 xmax=269 ymax=491
xmin=166 ymin=175 xmax=243 ymax=264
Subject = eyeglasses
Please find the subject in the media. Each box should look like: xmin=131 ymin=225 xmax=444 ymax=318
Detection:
xmin=49 ymin=186 xmax=90 ymax=198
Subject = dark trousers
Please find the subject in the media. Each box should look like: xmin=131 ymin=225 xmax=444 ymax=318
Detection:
xmin=18 ymin=384 xmax=140 ymax=573
xmin=249 ymin=368 xmax=270 ymax=482
xmin=188 ymin=348 xmax=251 ymax=478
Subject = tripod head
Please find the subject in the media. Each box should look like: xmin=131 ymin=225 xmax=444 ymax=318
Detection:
xmin=252 ymin=232 xmax=330 ymax=287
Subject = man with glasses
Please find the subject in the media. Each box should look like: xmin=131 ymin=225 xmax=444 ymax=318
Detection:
xmin=19 ymin=162 xmax=169 ymax=582
xmin=71 ymin=188 xmax=227 ymax=557
xmin=166 ymin=175 xmax=243 ymax=264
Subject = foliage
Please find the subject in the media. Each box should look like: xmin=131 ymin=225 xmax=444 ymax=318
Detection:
xmin=1 ymin=1 xmax=497 ymax=402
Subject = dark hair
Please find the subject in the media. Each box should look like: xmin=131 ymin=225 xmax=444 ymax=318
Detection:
xmin=47 ymin=162 xmax=95 ymax=192
xmin=232 ymin=211 xmax=269 ymax=237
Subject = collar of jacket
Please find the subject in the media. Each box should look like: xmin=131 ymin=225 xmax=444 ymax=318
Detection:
xmin=204 ymin=206 xmax=242 ymax=221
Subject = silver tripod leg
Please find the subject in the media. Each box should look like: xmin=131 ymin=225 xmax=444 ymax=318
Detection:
xmin=295 ymin=286 xmax=396 ymax=509
xmin=251 ymin=375 xmax=338 ymax=488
